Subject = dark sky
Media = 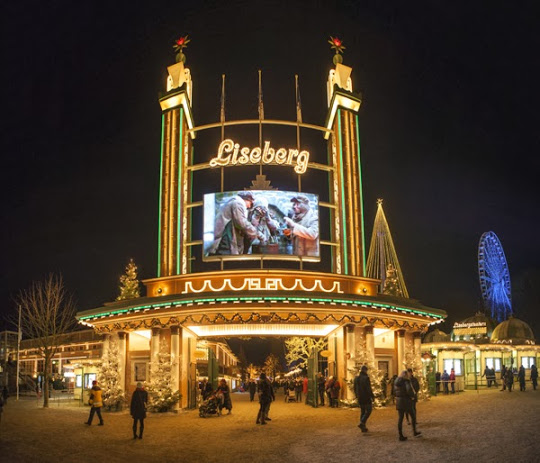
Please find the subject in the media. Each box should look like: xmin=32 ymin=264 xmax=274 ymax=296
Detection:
xmin=2 ymin=1 xmax=539 ymax=336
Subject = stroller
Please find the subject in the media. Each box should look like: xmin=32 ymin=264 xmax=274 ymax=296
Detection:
xmin=199 ymin=393 xmax=220 ymax=418
xmin=286 ymin=388 xmax=296 ymax=403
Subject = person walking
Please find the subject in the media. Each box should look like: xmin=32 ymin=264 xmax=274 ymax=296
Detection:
xmin=505 ymin=367 xmax=514 ymax=392
xmin=130 ymin=382 xmax=148 ymax=439
xmin=249 ymin=379 xmax=257 ymax=402
xmin=406 ymin=368 xmax=420 ymax=425
xmin=441 ymin=370 xmax=450 ymax=394
xmin=500 ymin=365 xmax=507 ymax=391
xmin=317 ymin=373 xmax=326 ymax=406
xmin=482 ymin=365 xmax=492 ymax=387
xmin=531 ymin=364 xmax=538 ymax=390
xmin=354 ymin=366 xmax=375 ymax=433
xmin=330 ymin=376 xmax=341 ymax=408
xmin=518 ymin=365 xmax=526 ymax=391
xmin=294 ymin=378 xmax=303 ymax=402
xmin=449 ymin=368 xmax=456 ymax=393
xmin=256 ymin=373 xmax=274 ymax=425
xmin=302 ymin=376 xmax=308 ymax=403
xmin=394 ymin=370 xmax=421 ymax=441
xmin=216 ymin=379 xmax=232 ymax=414
xmin=85 ymin=380 xmax=104 ymax=426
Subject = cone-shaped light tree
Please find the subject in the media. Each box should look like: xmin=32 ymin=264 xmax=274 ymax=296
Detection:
xmin=366 ymin=199 xmax=409 ymax=298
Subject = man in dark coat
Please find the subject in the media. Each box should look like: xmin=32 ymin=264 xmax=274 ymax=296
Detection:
xmin=518 ymin=365 xmax=526 ymax=391
xmin=394 ymin=371 xmax=421 ymax=441
xmin=317 ymin=373 xmax=326 ymax=406
xmin=531 ymin=364 xmax=538 ymax=390
xmin=500 ymin=365 xmax=507 ymax=391
xmin=256 ymin=373 xmax=274 ymax=425
xmin=354 ymin=366 xmax=375 ymax=432
xmin=130 ymin=382 xmax=148 ymax=439
xmin=505 ymin=367 xmax=514 ymax=392
xmin=248 ymin=379 xmax=257 ymax=402
xmin=407 ymin=368 xmax=420 ymax=424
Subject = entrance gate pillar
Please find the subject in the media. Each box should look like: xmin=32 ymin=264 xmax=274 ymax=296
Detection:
xmin=118 ymin=332 xmax=127 ymax=393
xmin=365 ymin=325 xmax=375 ymax=365
xmin=180 ymin=328 xmax=190 ymax=408
xmin=170 ymin=326 xmax=181 ymax=407
xmin=151 ymin=327 xmax=161 ymax=360
xmin=396 ymin=330 xmax=406 ymax=373
xmin=102 ymin=334 xmax=110 ymax=357
xmin=345 ymin=325 xmax=356 ymax=400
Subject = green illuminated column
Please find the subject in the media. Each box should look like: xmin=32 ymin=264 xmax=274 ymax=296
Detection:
xmin=157 ymin=61 xmax=194 ymax=277
xmin=325 ymin=63 xmax=365 ymax=276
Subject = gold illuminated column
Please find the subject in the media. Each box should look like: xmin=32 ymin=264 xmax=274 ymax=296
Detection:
xmin=157 ymin=61 xmax=194 ymax=277
xmin=325 ymin=63 xmax=365 ymax=276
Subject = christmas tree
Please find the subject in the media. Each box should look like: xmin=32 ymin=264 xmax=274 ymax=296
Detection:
xmin=347 ymin=332 xmax=386 ymax=407
xmin=116 ymin=258 xmax=141 ymax=301
xmin=382 ymin=263 xmax=404 ymax=297
xmin=403 ymin=340 xmax=430 ymax=401
xmin=145 ymin=339 xmax=181 ymax=412
xmin=366 ymin=199 xmax=409 ymax=298
xmin=97 ymin=338 xmax=125 ymax=410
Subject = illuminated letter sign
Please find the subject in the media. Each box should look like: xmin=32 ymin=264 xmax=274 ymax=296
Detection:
xmin=209 ymin=139 xmax=310 ymax=174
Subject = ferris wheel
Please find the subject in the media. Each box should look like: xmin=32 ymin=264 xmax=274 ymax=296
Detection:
xmin=478 ymin=231 xmax=512 ymax=322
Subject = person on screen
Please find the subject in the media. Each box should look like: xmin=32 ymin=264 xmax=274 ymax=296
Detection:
xmin=245 ymin=196 xmax=279 ymax=251
xmin=208 ymin=191 xmax=262 ymax=255
xmin=284 ymin=195 xmax=319 ymax=257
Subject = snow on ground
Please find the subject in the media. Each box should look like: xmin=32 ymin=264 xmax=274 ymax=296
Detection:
xmin=0 ymin=388 xmax=538 ymax=463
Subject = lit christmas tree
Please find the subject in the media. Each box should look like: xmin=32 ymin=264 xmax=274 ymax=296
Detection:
xmin=403 ymin=340 xmax=430 ymax=401
xmin=97 ymin=338 xmax=125 ymax=410
xmin=262 ymin=354 xmax=281 ymax=379
xmin=382 ymin=263 xmax=403 ymax=297
xmin=285 ymin=337 xmax=326 ymax=369
xmin=347 ymin=333 xmax=386 ymax=407
xmin=116 ymin=258 xmax=141 ymax=301
xmin=366 ymin=199 xmax=409 ymax=298
xmin=145 ymin=339 xmax=181 ymax=412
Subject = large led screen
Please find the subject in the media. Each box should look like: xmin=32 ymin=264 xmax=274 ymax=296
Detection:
xmin=203 ymin=190 xmax=319 ymax=259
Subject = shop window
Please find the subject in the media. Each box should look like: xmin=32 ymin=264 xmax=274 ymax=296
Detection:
xmin=485 ymin=358 xmax=502 ymax=372
xmin=84 ymin=373 xmax=96 ymax=388
xmin=521 ymin=357 xmax=536 ymax=369
xmin=443 ymin=359 xmax=463 ymax=376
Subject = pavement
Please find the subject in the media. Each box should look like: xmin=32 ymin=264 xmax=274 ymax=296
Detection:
xmin=0 ymin=387 xmax=538 ymax=462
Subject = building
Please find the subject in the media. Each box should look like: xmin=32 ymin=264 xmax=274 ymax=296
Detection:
xmin=74 ymin=41 xmax=446 ymax=408
xmin=422 ymin=314 xmax=539 ymax=390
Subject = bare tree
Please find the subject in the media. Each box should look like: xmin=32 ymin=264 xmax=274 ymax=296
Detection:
xmin=16 ymin=274 xmax=77 ymax=407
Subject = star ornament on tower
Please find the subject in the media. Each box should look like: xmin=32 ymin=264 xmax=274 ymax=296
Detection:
xmin=173 ymin=35 xmax=191 ymax=63
xmin=328 ymin=36 xmax=346 ymax=65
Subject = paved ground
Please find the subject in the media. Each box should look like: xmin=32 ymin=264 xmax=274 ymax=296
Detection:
xmin=0 ymin=387 xmax=538 ymax=463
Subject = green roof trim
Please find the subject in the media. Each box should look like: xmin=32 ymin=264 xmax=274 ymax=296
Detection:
xmin=77 ymin=295 xmax=445 ymax=322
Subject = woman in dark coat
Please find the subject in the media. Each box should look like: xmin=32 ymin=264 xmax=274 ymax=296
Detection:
xmin=216 ymin=379 xmax=232 ymax=414
xmin=394 ymin=370 xmax=421 ymax=441
xmin=130 ymin=382 xmax=148 ymax=439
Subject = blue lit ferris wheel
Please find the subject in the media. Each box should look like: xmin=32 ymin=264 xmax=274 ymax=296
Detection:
xmin=478 ymin=231 xmax=513 ymax=322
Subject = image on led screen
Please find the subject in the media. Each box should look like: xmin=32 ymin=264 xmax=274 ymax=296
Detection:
xmin=203 ymin=190 xmax=319 ymax=259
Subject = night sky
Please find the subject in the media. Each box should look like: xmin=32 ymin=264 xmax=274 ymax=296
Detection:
xmin=2 ymin=2 xmax=539 ymax=339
